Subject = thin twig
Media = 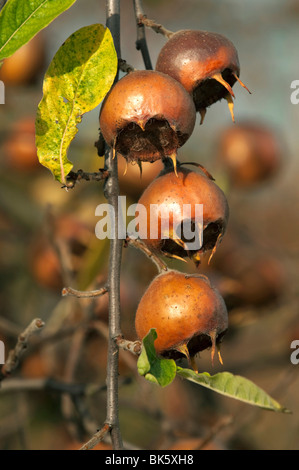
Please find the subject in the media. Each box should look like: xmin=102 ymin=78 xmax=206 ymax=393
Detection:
xmin=45 ymin=207 xmax=74 ymax=287
xmin=115 ymin=335 xmax=141 ymax=356
xmin=63 ymin=169 xmax=109 ymax=189
xmin=62 ymin=286 xmax=109 ymax=298
xmin=118 ymin=58 xmax=136 ymax=74
xmin=133 ymin=0 xmax=153 ymax=70
xmin=0 ymin=318 xmax=45 ymax=382
xmin=125 ymin=235 xmax=168 ymax=273
xmin=137 ymin=15 xmax=174 ymax=39
xmin=61 ymin=281 xmax=109 ymax=440
xmin=61 ymin=326 xmax=89 ymax=440
xmin=80 ymin=423 xmax=111 ymax=450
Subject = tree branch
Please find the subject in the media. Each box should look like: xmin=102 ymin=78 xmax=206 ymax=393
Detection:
xmin=0 ymin=318 xmax=45 ymax=382
xmin=103 ymin=0 xmax=123 ymax=451
xmin=62 ymin=286 xmax=108 ymax=299
xmin=137 ymin=15 xmax=174 ymax=39
xmin=133 ymin=0 xmax=153 ymax=70
xmin=63 ymin=169 xmax=109 ymax=189
xmin=125 ymin=235 xmax=168 ymax=273
xmin=80 ymin=423 xmax=111 ymax=450
xmin=115 ymin=335 xmax=141 ymax=356
xmin=118 ymin=58 xmax=136 ymax=74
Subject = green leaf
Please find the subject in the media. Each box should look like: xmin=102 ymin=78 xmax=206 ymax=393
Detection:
xmin=0 ymin=0 xmax=77 ymax=60
xmin=36 ymin=24 xmax=117 ymax=183
xmin=137 ymin=329 xmax=177 ymax=388
xmin=176 ymin=368 xmax=290 ymax=413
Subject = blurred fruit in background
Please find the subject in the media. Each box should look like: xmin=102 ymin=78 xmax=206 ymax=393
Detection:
xmin=29 ymin=214 xmax=93 ymax=291
xmin=210 ymin=230 xmax=286 ymax=310
xmin=216 ymin=121 xmax=282 ymax=188
xmin=21 ymin=350 xmax=52 ymax=379
xmin=2 ymin=117 xmax=40 ymax=172
xmin=0 ymin=33 xmax=46 ymax=86
xmin=0 ymin=0 xmax=297 ymax=452
xmin=30 ymin=239 xmax=63 ymax=291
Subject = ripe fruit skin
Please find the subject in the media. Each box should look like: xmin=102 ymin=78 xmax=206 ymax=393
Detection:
xmin=156 ymin=30 xmax=247 ymax=121
xmin=136 ymin=165 xmax=229 ymax=265
xmin=217 ymin=122 xmax=281 ymax=187
xmin=135 ymin=270 xmax=228 ymax=360
xmin=99 ymin=70 xmax=196 ymax=163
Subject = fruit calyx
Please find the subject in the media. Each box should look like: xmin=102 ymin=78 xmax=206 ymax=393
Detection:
xmin=136 ymin=163 xmax=229 ymax=266
xmin=99 ymin=70 xmax=196 ymax=168
xmin=155 ymin=29 xmax=251 ymax=123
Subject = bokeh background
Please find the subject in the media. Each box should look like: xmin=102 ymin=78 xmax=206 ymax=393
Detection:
xmin=0 ymin=0 xmax=299 ymax=450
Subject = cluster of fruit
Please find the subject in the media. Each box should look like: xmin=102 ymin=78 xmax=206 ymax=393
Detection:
xmin=99 ymin=28 xmax=251 ymax=366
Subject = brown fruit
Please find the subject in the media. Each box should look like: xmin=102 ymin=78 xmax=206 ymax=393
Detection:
xmin=30 ymin=241 xmax=63 ymax=290
xmin=99 ymin=70 xmax=196 ymax=168
xmin=30 ymin=215 xmax=93 ymax=291
xmin=21 ymin=351 xmax=51 ymax=378
xmin=2 ymin=117 xmax=40 ymax=171
xmin=0 ymin=34 xmax=45 ymax=85
xmin=136 ymin=165 xmax=229 ymax=265
xmin=156 ymin=30 xmax=250 ymax=123
xmin=217 ymin=122 xmax=282 ymax=187
xmin=135 ymin=270 xmax=228 ymax=363
xmin=212 ymin=233 xmax=285 ymax=307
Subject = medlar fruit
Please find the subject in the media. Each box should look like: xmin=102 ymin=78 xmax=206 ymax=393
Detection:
xmin=156 ymin=29 xmax=250 ymax=123
xmin=135 ymin=270 xmax=228 ymax=364
xmin=99 ymin=70 xmax=196 ymax=172
xmin=135 ymin=164 xmax=229 ymax=266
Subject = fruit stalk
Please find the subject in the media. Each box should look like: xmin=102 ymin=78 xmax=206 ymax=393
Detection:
xmin=104 ymin=0 xmax=123 ymax=450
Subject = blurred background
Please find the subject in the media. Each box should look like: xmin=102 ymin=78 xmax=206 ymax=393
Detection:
xmin=0 ymin=0 xmax=299 ymax=450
